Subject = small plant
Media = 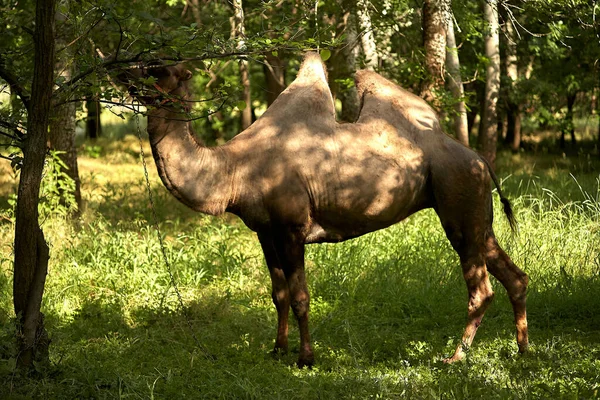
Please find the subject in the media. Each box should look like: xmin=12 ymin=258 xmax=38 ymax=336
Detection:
xmin=38 ymin=150 xmax=78 ymax=220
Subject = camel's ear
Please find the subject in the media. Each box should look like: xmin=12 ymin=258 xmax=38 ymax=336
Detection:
xmin=182 ymin=69 xmax=193 ymax=81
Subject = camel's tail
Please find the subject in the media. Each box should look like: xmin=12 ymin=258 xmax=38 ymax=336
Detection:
xmin=482 ymin=157 xmax=517 ymax=233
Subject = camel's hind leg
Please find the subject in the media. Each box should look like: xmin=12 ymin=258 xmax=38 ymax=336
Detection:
xmin=485 ymin=234 xmax=529 ymax=353
xmin=443 ymin=228 xmax=496 ymax=363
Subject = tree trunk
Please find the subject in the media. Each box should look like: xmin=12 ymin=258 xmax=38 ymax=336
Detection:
xmin=421 ymin=0 xmax=448 ymax=106
xmin=190 ymin=0 xmax=203 ymax=27
xmin=86 ymin=99 xmax=102 ymax=139
xmin=481 ymin=0 xmax=500 ymax=169
xmin=445 ymin=10 xmax=469 ymax=146
xmin=356 ymin=0 xmax=378 ymax=70
xmin=263 ymin=52 xmax=286 ymax=106
xmin=14 ymin=0 xmax=55 ymax=369
xmin=561 ymin=93 xmax=577 ymax=149
xmin=49 ymin=99 xmax=81 ymax=212
xmin=329 ymin=10 xmax=361 ymax=122
xmin=232 ymin=0 xmax=252 ymax=130
xmin=48 ymin=6 xmax=82 ymax=213
xmin=503 ymin=17 xmax=521 ymax=152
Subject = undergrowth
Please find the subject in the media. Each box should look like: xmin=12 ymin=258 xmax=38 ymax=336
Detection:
xmin=0 ymin=143 xmax=599 ymax=398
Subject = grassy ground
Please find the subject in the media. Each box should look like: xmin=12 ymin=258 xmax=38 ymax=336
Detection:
xmin=1 ymin=135 xmax=599 ymax=399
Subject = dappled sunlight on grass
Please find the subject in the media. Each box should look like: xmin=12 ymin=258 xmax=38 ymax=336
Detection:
xmin=1 ymin=143 xmax=599 ymax=398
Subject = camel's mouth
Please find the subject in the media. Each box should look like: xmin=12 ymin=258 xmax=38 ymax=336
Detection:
xmin=116 ymin=62 xmax=192 ymax=108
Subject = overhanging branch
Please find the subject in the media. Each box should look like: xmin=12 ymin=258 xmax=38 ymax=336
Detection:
xmin=0 ymin=55 xmax=31 ymax=111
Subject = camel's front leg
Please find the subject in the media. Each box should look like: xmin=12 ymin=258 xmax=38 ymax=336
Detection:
xmin=273 ymin=230 xmax=314 ymax=368
xmin=258 ymin=233 xmax=290 ymax=354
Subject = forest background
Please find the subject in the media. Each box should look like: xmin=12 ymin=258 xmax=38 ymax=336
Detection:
xmin=1 ymin=0 xmax=599 ymax=398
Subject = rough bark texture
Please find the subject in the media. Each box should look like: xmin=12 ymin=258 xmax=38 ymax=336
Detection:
xmin=232 ymin=0 xmax=252 ymax=129
xmin=49 ymin=98 xmax=81 ymax=210
xmin=13 ymin=0 xmax=55 ymax=368
xmin=329 ymin=11 xmax=361 ymax=122
xmin=49 ymin=7 xmax=82 ymax=212
xmin=356 ymin=0 xmax=378 ymax=70
xmin=481 ymin=0 xmax=500 ymax=169
xmin=421 ymin=0 xmax=447 ymax=105
xmin=445 ymin=13 xmax=469 ymax=146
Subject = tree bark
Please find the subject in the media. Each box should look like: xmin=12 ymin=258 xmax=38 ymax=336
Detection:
xmin=561 ymin=93 xmax=577 ymax=149
xmin=263 ymin=53 xmax=286 ymax=106
xmin=48 ymin=5 xmax=82 ymax=212
xmin=356 ymin=0 xmax=378 ymax=70
xmin=14 ymin=0 xmax=55 ymax=369
xmin=421 ymin=0 xmax=448 ymax=106
xmin=503 ymin=17 xmax=521 ymax=152
xmin=481 ymin=0 xmax=500 ymax=169
xmin=190 ymin=0 xmax=203 ymax=27
xmin=232 ymin=0 xmax=252 ymax=130
xmin=49 ymin=97 xmax=81 ymax=211
xmin=445 ymin=10 xmax=469 ymax=146
xmin=329 ymin=10 xmax=361 ymax=122
xmin=86 ymin=99 xmax=102 ymax=139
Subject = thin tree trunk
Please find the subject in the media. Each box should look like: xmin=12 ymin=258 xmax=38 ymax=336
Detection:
xmin=503 ymin=17 xmax=521 ymax=152
xmin=356 ymin=0 xmax=378 ymax=70
xmin=445 ymin=11 xmax=469 ymax=146
xmin=49 ymin=98 xmax=81 ymax=211
xmin=263 ymin=53 xmax=286 ymax=106
xmin=86 ymin=99 xmax=102 ymax=139
xmin=421 ymin=0 xmax=447 ymax=106
xmin=481 ymin=0 xmax=500 ymax=169
xmin=232 ymin=0 xmax=252 ymax=129
xmin=190 ymin=0 xmax=202 ymax=27
xmin=49 ymin=6 xmax=82 ymax=213
xmin=14 ymin=0 xmax=55 ymax=369
xmin=329 ymin=10 xmax=361 ymax=122
xmin=561 ymin=93 xmax=577 ymax=149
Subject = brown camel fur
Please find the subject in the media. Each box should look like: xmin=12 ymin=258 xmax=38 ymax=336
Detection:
xmin=121 ymin=53 xmax=529 ymax=367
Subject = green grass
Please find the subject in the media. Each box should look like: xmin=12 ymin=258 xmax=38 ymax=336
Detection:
xmin=1 ymin=140 xmax=599 ymax=399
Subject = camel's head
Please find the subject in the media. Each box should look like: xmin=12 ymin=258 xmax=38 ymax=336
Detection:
xmin=119 ymin=62 xmax=193 ymax=108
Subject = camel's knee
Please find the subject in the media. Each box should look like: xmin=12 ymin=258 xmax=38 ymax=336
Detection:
xmin=291 ymin=295 xmax=310 ymax=319
xmin=272 ymin=288 xmax=290 ymax=309
xmin=462 ymin=260 xmax=495 ymax=317
xmin=468 ymin=289 xmax=495 ymax=317
xmin=509 ymin=272 xmax=528 ymax=304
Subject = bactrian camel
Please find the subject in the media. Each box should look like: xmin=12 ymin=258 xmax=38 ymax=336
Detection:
xmin=122 ymin=53 xmax=529 ymax=367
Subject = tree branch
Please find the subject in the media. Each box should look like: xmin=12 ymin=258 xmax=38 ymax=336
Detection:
xmin=0 ymin=56 xmax=31 ymax=111
xmin=0 ymin=119 xmax=25 ymax=139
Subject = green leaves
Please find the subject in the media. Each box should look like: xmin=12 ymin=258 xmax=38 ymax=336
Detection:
xmin=235 ymin=100 xmax=247 ymax=111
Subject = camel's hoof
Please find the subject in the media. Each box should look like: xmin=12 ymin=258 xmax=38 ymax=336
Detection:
xmin=296 ymin=354 xmax=314 ymax=369
xmin=518 ymin=343 xmax=529 ymax=354
xmin=442 ymin=354 xmax=464 ymax=364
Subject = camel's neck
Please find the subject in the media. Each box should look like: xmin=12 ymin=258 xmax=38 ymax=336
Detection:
xmin=146 ymin=107 xmax=233 ymax=215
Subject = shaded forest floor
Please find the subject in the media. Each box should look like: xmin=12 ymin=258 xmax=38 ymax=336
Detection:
xmin=1 ymin=134 xmax=599 ymax=399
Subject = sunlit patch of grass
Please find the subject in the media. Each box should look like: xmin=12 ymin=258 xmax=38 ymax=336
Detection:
xmin=1 ymin=144 xmax=599 ymax=398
